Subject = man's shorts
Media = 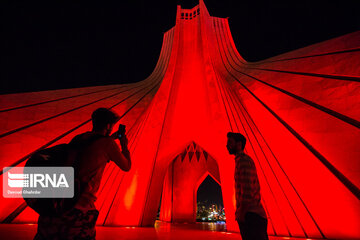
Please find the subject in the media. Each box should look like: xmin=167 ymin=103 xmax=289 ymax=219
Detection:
xmin=34 ymin=208 xmax=99 ymax=240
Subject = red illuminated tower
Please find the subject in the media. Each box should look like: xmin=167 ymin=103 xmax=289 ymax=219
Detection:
xmin=0 ymin=1 xmax=359 ymax=239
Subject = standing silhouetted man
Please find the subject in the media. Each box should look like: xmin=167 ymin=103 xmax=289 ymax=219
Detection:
xmin=35 ymin=108 xmax=131 ymax=240
xmin=227 ymin=132 xmax=268 ymax=240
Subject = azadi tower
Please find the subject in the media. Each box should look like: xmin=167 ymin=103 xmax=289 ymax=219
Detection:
xmin=0 ymin=1 xmax=359 ymax=239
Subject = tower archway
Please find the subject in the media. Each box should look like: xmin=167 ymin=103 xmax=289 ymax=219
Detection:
xmin=159 ymin=142 xmax=223 ymax=224
xmin=196 ymin=173 xmax=224 ymax=223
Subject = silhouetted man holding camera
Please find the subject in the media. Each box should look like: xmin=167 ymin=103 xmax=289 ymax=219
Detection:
xmin=227 ymin=132 xmax=268 ymax=240
xmin=35 ymin=108 xmax=131 ymax=240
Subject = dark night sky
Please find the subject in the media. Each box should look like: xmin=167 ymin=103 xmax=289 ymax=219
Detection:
xmin=1 ymin=0 xmax=359 ymax=94
xmin=197 ymin=175 xmax=223 ymax=207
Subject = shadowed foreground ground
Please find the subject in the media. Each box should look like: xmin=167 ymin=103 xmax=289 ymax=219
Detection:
xmin=0 ymin=221 xmax=322 ymax=240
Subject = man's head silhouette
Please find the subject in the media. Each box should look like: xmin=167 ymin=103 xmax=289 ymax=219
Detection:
xmin=226 ymin=132 xmax=246 ymax=155
xmin=91 ymin=108 xmax=120 ymax=136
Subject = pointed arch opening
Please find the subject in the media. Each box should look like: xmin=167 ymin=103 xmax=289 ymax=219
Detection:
xmin=195 ymin=173 xmax=225 ymax=224
xmin=157 ymin=142 xmax=225 ymax=228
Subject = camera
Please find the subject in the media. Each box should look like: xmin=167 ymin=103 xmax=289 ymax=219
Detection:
xmin=117 ymin=124 xmax=126 ymax=138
